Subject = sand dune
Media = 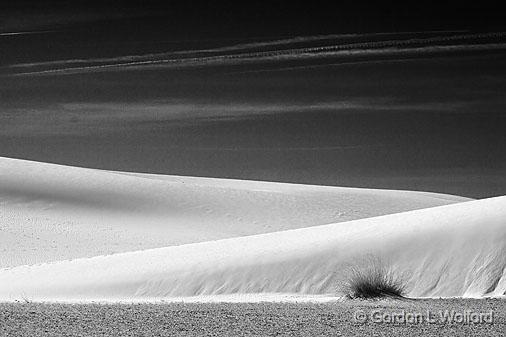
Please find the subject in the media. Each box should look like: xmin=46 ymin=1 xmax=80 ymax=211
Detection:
xmin=0 ymin=195 xmax=504 ymax=301
xmin=2 ymin=157 xmax=503 ymax=301
xmin=0 ymin=157 xmax=466 ymax=267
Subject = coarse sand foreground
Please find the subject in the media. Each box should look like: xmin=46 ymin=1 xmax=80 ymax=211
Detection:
xmin=0 ymin=299 xmax=505 ymax=336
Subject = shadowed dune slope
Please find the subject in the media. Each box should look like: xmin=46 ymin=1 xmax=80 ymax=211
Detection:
xmin=0 ymin=157 xmax=468 ymax=268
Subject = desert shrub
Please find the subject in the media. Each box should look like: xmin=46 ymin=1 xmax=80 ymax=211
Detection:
xmin=340 ymin=256 xmax=407 ymax=299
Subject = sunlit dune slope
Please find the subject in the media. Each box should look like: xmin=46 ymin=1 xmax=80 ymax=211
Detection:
xmin=0 ymin=196 xmax=504 ymax=301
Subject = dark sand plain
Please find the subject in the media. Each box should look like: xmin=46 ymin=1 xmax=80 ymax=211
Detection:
xmin=1 ymin=299 xmax=504 ymax=336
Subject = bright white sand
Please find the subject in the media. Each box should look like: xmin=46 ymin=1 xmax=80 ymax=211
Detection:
xmin=2 ymin=157 xmax=503 ymax=302
xmin=0 ymin=156 xmax=466 ymax=268
xmin=0 ymin=195 xmax=505 ymax=301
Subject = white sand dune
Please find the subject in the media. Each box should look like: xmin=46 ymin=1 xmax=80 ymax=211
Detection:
xmin=0 ymin=196 xmax=504 ymax=301
xmin=2 ymin=157 xmax=503 ymax=301
xmin=0 ymin=156 xmax=466 ymax=268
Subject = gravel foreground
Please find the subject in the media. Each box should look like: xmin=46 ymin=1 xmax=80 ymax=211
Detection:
xmin=1 ymin=299 xmax=505 ymax=336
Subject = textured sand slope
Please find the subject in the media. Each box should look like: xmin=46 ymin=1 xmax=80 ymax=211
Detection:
xmin=0 ymin=157 xmax=467 ymax=267
xmin=0 ymin=197 xmax=504 ymax=301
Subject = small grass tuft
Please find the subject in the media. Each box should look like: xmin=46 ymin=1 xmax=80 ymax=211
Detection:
xmin=341 ymin=256 xmax=407 ymax=299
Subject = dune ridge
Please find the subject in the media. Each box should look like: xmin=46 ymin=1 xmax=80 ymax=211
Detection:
xmin=0 ymin=196 xmax=504 ymax=301
xmin=2 ymin=157 xmax=503 ymax=301
xmin=0 ymin=156 xmax=467 ymax=268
